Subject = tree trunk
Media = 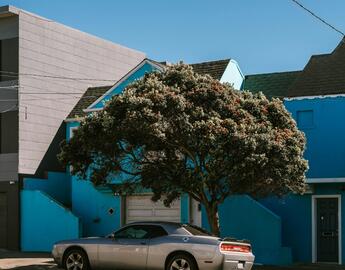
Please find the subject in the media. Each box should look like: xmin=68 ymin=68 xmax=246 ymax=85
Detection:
xmin=205 ymin=203 xmax=220 ymax=236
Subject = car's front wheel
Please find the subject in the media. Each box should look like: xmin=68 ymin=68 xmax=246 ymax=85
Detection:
xmin=167 ymin=254 xmax=197 ymax=270
xmin=63 ymin=249 xmax=90 ymax=270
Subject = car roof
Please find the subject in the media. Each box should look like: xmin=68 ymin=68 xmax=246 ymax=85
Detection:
xmin=123 ymin=221 xmax=189 ymax=235
xmin=128 ymin=221 xmax=182 ymax=226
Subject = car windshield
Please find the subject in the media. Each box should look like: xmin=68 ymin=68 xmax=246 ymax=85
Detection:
xmin=182 ymin=224 xmax=213 ymax=236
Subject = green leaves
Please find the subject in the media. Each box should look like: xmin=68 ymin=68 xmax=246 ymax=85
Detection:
xmin=59 ymin=63 xmax=308 ymax=218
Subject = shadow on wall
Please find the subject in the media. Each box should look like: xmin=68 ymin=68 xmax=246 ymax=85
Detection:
xmin=202 ymin=195 xmax=292 ymax=265
xmin=21 ymin=190 xmax=80 ymax=252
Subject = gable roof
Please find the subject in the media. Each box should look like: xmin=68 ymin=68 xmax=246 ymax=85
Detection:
xmin=67 ymin=85 xmax=112 ymax=119
xmin=190 ymin=59 xmax=230 ymax=80
xmin=243 ymin=71 xmax=302 ymax=98
xmin=66 ymin=58 xmax=232 ymax=120
xmin=287 ymin=38 xmax=345 ymax=97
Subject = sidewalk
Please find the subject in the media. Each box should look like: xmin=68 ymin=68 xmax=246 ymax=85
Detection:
xmin=1 ymin=250 xmax=345 ymax=270
xmin=0 ymin=251 xmax=56 ymax=270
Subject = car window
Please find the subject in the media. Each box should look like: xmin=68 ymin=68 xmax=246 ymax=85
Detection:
xmin=148 ymin=225 xmax=168 ymax=238
xmin=114 ymin=225 xmax=151 ymax=239
xmin=114 ymin=225 xmax=168 ymax=239
xmin=182 ymin=224 xmax=212 ymax=236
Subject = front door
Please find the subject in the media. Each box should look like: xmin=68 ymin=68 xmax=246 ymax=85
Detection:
xmin=316 ymin=198 xmax=339 ymax=263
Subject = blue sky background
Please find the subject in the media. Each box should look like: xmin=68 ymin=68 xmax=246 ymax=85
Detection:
xmin=4 ymin=0 xmax=345 ymax=75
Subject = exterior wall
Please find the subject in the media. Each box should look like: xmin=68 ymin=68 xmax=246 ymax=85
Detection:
xmin=71 ymin=177 xmax=121 ymax=237
xmin=0 ymin=6 xmax=146 ymax=175
xmin=202 ymin=195 xmax=292 ymax=265
xmin=23 ymin=172 xmax=71 ymax=205
xmin=67 ymin=121 xmax=121 ymax=237
xmin=1 ymin=111 xmax=18 ymax=154
xmin=0 ymin=13 xmax=18 ymax=40
xmin=261 ymin=184 xmax=345 ymax=263
xmin=0 ymin=181 xmax=19 ymax=250
xmin=259 ymin=96 xmax=345 ymax=263
xmin=88 ymin=61 xmax=160 ymax=110
xmin=285 ymin=96 xmax=345 ymax=178
xmin=0 ymin=153 xmax=18 ymax=181
xmin=220 ymin=59 xmax=244 ymax=90
xmin=21 ymin=190 xmax=80 ymax=252
xmin=260 ymin=194 xmax=312 ymax=263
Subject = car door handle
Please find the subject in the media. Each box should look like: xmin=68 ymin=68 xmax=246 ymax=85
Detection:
xmin=140 ymin=242 xmax=147 ymax=245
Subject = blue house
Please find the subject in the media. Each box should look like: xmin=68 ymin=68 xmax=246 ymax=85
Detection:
xmin=24 ymin=49 xmax=343 ymax=266
xmin=244 ymin=38 xmax=345 ymax=265
xmin=24 ymin=58 xmax=282 ymax=253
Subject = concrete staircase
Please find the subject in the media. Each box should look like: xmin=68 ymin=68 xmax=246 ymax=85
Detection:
xmin=21 ymin=172 xmax=80 ymax=252
xmin=203 ymin=195 xmax=292 ymax=265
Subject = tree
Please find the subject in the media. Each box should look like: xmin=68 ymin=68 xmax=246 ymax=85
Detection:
xmin=59 ymin=64 xmax=308 ymax=236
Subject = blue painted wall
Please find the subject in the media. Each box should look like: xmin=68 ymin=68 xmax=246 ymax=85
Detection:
xmin=260 ymin=194 xmax=312 ymax=263
xmin=23 ymin=172 xmax=71 ymax=206
xmin=257 ymin=96 xmax=345 ymax=263
xmin=71 ymin=175 xmax=121 ymax=237
xmin=21 ymin=190 xmax=80 ymax=252
xmin=261 ymin=184 xmax=345 ymax=263
xmin=202 ymin=195 xmax=292 ymax=265
xmin=90 ymin=62 xmax=160 ymax=110
xmin=285 ymin=96 xmax=345 ymax=178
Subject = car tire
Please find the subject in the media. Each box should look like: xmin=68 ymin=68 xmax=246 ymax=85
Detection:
xmin=63 ymin=249 xmax=90 ymax=270
xmin=167 ymin=253 xmax=197 ymax=270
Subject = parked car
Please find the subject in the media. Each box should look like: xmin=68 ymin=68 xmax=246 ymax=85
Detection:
xmin=52 ymin=221 xmax=254 ymax=270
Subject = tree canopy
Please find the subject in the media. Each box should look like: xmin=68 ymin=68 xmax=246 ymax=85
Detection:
xmin=59 ymin=64 xmax=308 ymax=235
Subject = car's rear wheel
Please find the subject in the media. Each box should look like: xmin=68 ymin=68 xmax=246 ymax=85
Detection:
xmin=167 ymin=254 xmax=197 ymax=270
xmin=63 ymin=249 xmax=90 ymax=270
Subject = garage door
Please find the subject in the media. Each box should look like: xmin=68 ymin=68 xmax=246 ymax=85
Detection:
xmin=0 ymin=193 xmax=7 ymax=248
xmin=126 ymin=195 xmax=181 ymax=224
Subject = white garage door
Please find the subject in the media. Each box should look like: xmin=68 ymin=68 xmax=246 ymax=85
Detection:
xmin=126 ymin=195 xmax=181 ymax=224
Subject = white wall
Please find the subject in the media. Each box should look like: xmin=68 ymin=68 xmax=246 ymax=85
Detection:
xmin=220 ymin=59 xmax=244 ymax=90
xmin=2 ymin=7 xmax=146 ymax=175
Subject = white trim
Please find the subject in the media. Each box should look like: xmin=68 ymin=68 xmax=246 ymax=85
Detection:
xmin=307 ymin=178 xmax=345 ymax=184
xmin=84 ymin=59 xmax=164 ymax=112
xmin=312 ymin=195 xmax=342 ymax=264
xmin=69 ymin=126 xmax=78 ymax=139
xmin=285 ymin=94 xmax=345 ymax=101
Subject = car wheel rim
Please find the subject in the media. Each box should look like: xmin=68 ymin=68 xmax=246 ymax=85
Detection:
xmin=66 ymin=253 xmax=84 ymax=270
xmin=170 ymin=258 xmax=190 ymax=270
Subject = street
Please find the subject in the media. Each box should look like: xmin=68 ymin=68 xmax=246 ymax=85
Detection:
xmin=1 ymin=252 xmax=345 ymax=270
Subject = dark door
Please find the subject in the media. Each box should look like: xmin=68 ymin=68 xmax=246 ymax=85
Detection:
xmin=317 ymin=198 xmax=339 ymax=263
xmin=0 ymin=193 xmax=7 ymax=248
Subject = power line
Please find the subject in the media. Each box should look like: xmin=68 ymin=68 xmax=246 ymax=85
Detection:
xmin=290 ymin=0 xmax=345 ymax=37
xmin=0 ymin=70 xmax=118 ymax=82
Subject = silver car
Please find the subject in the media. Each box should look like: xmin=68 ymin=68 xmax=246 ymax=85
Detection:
xmin=52 ymin=221 xmax=254 ymax=270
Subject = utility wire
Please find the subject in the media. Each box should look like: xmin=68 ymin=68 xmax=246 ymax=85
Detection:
xmin=0 ymin=70 xmax=118 ymax=82
xmin=290 ymin=0 xmax=345 ymax=38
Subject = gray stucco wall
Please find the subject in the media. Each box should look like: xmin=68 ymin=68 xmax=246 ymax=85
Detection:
xmin=0 ymin=7 xmax=146 ymax=175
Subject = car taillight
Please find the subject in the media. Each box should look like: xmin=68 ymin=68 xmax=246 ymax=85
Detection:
xmin=220 ymin=243 xmax=251 ymax=253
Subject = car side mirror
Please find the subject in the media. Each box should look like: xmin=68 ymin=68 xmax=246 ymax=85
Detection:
xmin=107 ymin=233 xmax=116 ymax=239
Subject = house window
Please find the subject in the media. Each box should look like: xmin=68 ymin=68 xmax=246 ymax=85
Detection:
xmin=69 ymin=126 xmax=78 ymax=140
xmin=0 ymin=38 xmax=19 ymax=82
xmin=297 ymin=110 xmax=314 ymax=129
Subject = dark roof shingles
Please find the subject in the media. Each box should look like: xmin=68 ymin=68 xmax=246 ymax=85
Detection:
xmin=191 ymin=59 xmax=230 ymax=80
xmin=67 ymin=85 xmax=112 ymax=119
xmin=243 ymin=71 xmax=301 ymax=98
xmin=287 ymin=39 xmax=345 ymax=97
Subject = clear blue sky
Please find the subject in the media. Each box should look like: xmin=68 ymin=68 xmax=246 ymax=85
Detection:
xmin=4 ymin=0 xmax=345 ymax=75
